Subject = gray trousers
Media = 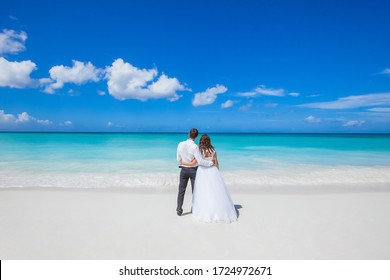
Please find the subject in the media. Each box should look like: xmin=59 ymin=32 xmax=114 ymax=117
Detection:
xmin=176 ymin=167 xmax=197 ymax=212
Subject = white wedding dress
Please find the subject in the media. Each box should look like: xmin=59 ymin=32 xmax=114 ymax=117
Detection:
xmin=192 ymin=151 xmax=238 ymax=223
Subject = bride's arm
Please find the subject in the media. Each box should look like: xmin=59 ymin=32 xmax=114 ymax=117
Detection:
xmin=180 ymin=158 xmax=197 ymax=166
xmin=214 ymin=152 xmax=219 ymax=169
xmin=193 ymin=147 xmax=214 ymax=167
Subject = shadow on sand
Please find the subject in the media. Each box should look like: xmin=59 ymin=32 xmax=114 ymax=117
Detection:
xmin=182 ymin=204 xmax=243 ymax=218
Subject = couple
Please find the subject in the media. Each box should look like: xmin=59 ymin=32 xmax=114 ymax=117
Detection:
xmin=176 ymin=128 xmax=238 ymax=223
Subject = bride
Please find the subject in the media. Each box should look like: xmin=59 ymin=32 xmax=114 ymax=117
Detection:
xmin=181 ymin=134 xmax=238 ymax=223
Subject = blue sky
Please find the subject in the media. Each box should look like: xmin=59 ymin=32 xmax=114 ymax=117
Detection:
xmin=0 ymin=0 xmax=389 ymax=132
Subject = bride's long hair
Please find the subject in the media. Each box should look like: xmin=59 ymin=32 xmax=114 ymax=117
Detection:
xmin=199 ymin=134 xmax=215 ymax=157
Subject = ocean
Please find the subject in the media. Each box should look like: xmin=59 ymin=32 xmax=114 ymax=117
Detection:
xmin=1 ymin=132 xmax=390 ymax=189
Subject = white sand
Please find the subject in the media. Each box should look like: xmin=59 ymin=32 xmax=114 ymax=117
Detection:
xmin=1 ymin=187 xmax=390 ymax=259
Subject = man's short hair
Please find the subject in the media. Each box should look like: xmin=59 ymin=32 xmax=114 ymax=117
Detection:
xmin=189 ymin=128 xmax=199 ymax=139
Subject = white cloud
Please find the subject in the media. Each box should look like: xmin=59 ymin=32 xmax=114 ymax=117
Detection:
xmin=97 ymin=90 xmax=106 ymax=96
xmin=0 ymin=110 xmax=17 ymax=123
xmin=289 ymin=92 xmax=300 ymax=97
xmin=238 ymin=85 xmax=285 ymax=97
xmin=298 ymin=93 xmax=390 ymax=109
xmin=67 ymin=89 xmax=80 ymax=96
xmin=343 ymin=120 xmax=365 ymax=127
xmin=16 ymin=112 xmax=30 ymax=123
xmin=192 ymin=84 xmax=228 ymax=107
xmin=60 ymin=121 xmax=73 ymax=126
xmin=382 ymin=68 xmax=390 ymax=75
xmin=239 ymin=101 xmax=253 ymax=111
xmin=0 ymin=57 xmax=38 ymax=88
xmin=107 ymin=121 xmax=125 ymax=128
xmin=105 ymin=59 xmax=156 ymax=100
xmin=0 ymin=29 xmax=27 ymax=55
xmin=105 ymin=58 xmax=186 ymax=101
xmin=221 ymin=100 xmax=234 ymax=109
xmin=238 ymin=91 xmax=258 ymax=97
xmin=42 ymin=60 xmax=102 ymax=94
xmin=37 ymin=119 xmax=53 ymax=125
xmin=305 ymin=115 xmax=321 ymax=123
xmin=0 ymin=109 xmax=53 ymax=126
xmin=256 ymin=85 xmax=285 ymax=96
xmin=147 ymin=74 xmax=185 ymax=101
xmin=16 ymin=112 xmax=52 ymax=125
xmin=368 ymin=107 xmax=390 ymax=112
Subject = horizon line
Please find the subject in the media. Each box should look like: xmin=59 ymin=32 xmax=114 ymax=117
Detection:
xmin=1 ymin=131 xmax=390 ymax=135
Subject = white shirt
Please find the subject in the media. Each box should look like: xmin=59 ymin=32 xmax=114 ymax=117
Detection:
xmin=177 ymin=139 xmax=214 ymax=167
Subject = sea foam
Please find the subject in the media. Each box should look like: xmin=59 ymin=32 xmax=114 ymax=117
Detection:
xmin=1 ymin=165 xmax=389 ymax=190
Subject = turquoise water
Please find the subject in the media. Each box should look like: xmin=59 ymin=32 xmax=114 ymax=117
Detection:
xmin=1 ymin=133 xmax=389 ymax=171
xmin=1 ymin=133 xmax=390 ymax=188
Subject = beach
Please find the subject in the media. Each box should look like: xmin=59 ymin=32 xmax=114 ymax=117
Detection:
xmin=1 ymin=133 xmax=390 ymax=259
xmin=1 ymin=187 xmax=390 ymax=260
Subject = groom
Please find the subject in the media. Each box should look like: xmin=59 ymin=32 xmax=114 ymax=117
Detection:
xmin=176 ymin=128 xmax=214 ymax=216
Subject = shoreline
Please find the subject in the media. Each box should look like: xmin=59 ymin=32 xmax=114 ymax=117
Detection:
xmin=2 ymin=165 xmax=390 ymax=190
xmin=1 ymin=182 xmax=390 ymax=194
xmin=1 ymin=186 xmax=390 ymax=259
